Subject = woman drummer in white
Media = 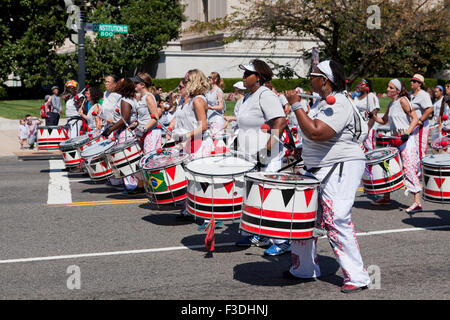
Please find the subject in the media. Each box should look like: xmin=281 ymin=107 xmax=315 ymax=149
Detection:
xmin=234 ymin=59 xmax=291 ymax=256
xmin=354 ymin=79 xmax=380 ymax=151
xmin=371 ymin=79 xmax=422 ymax=213
xmin=172 ymin=69 xmax=219 ymax=230
xmin=131 ymin=72 xmax=162 ymax=154
xmin=79 ymin=86 xmax=103 ymax=131
xmin=102 ymin=78 xmax=142 ymax=194
xmin=205 ymin=72 xmax=226 ymax=135
xmin=285 ymin=60 xmax=370 ymax=294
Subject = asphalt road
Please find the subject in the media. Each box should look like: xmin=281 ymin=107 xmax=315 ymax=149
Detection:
xmin=0 ymin=155 xmax=449 ymax=302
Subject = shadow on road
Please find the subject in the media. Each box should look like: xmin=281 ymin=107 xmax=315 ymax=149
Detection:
xmin=233 ymin=254 xmax=342 ymax=288
xmin=401 ymin=209 xmax=450 ymax=229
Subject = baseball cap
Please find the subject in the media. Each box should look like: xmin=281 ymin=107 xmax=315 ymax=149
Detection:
xmin=233 ymin=81 xmax=246 ymax=91
xmin=411 ymin=74 xmax=425 ymax=84
xmin=51 ymin=86 xmax=59 ymax=90
xmin=130 ymin=75 xmax=145 ymax=83
xmin=239 ymin=62 xmax=256 ymax=73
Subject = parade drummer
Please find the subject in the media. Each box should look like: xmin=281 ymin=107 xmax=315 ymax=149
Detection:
xmin=100 ymin=75 xmax=122 ymax=126
xmin=371 ymin=79 xmax=422 ymax=213
xmin=78 ymin=86 xmax=104 ymax=131
xmin=131 ymin=72 xmax=163 ymax=154
xmin=409 ymin=74 xmax=433 ymax=160
xmin=63 ymin=80 xmax=82 ymax=139
xmin=171 ymin=69 xmax=221 ymax=230
xmin=233 ymin=59 xmax=291 ymax=256
xmin=354 ymin=78 xmax=380 ymax=151
xmin=205 ymin=72 xmax=226 ymax=135
xmin=284 ymin=60 xmax=371 ymax=293
xmin=102 ymin=78 xmax=143 ymax=195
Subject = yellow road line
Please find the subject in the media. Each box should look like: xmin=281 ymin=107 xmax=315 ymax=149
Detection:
xmin=47 ymin=198 xmax=148 ymax=207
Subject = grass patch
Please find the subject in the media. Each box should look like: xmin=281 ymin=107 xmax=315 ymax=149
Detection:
xmin=0 ymin=100 xmax=66 ymax=120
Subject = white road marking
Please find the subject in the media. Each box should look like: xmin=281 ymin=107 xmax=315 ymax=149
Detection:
xmin=0 ymin=225 xmax=449 ymax=265
xmin=47 ymin=160 xmax=72 ymax=204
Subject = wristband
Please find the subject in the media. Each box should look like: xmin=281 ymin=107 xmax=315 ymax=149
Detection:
xmin=291 ymin=102 xmax=303 ymax=111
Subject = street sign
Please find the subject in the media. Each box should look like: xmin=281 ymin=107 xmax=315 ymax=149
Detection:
xmin=85 ymin=23 xmax=129 ymax=37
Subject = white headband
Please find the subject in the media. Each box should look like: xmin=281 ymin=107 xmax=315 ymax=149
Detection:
xmin=317 ymin=60 xmax=335 ymax=83
xmin=391 ymin=79 xmax=402 ymax=91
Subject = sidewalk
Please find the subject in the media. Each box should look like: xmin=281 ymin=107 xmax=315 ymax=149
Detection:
xmin=0 ymin=117 xmax=67 ymax=157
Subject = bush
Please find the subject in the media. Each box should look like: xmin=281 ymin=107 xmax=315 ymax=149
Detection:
xmin=0 ymin=86 xmax=7 ymax=99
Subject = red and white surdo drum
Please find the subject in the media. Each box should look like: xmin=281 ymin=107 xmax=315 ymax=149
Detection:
xmin=240 ymin=172 xmax=320 ymax=240
xmin=184 ymin=155 xmax=256 ymax=220
xmin=139 ymin=150 xmax=189 ymax=205
xmin=80 ymin=139 xmax=115 ymax=181
xmin=375 ymin=124 xmax=391 ymax=148
xmin=362 ymin=147 xmax=404 ymax=194
xmin=105 ymin=139 xmax=143 ymax=178
xmin=37 ymin=126 xmax=68 ymax=150
xmin=59 ymin=134 xmax=91 ymax=168
xmin=421 ymin=154 xmax=450 ymax=203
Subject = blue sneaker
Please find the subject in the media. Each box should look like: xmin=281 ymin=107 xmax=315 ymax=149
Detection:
xmin=264 ymin=241 xmax=291 ymax=256
xmin=235 ymin=235 xmax=271 ymax=247
xmin=197 ymin=220 xmax=224 ymax=231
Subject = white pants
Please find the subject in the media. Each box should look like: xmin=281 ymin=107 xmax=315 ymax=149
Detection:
xmin=68 ymin=119 xmax=82 ymax=139
xmin=289 ymin=160 xmax=370 ymax=287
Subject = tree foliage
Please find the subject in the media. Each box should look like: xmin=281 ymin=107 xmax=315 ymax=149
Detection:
xmin=0 ymin=0 xmax=185 ymax=88
xmin=191 ymin=0 xmax=450 ymax=83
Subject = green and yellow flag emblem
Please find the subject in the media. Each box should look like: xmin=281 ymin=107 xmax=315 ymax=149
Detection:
xmin=148 ymin=172 xmax=168 ymax=192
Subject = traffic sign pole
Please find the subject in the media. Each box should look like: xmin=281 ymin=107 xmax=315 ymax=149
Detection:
xmin=77 ymin=3 xmax=86 ymax=90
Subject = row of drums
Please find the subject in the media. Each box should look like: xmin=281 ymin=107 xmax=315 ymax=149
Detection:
xmin=55 ymin=128 xmax=450 ymax=242
xmin=368 ymin=123 xmax=450 ymax=203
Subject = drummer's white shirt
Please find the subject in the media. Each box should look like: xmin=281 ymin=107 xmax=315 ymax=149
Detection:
xmin=101 ymin=92 xmax=122 ymax=122
xmin=236 ymin=86 xmax=286 ymax=158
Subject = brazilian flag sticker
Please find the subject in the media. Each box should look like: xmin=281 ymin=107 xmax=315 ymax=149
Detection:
xmin=149 ymin=172 xmax=168 ymax=192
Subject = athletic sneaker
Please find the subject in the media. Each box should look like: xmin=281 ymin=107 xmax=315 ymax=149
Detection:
xmin=197 ymin=220 xmax=224 ymax=231
xmin=235 ymin=235 xmax=271 ymax=247
xmin=405 ymin=202 xmax=423 ymax=214
xmin=341 ymin=284 xmax=368 ymax=294
xmin=264 ymin=241 xmax=291 ymax=256
xmin=370 ymin=198 xmax=391 ymax=205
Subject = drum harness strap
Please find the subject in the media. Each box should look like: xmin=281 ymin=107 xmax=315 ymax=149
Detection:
xmin=306 ymin=162 xmax=344 ymax=238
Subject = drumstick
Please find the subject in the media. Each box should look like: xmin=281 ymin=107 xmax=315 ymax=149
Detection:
xmin=297 ymin=94 xmax=336 ymax=105
xmin=151 ymin=113 xmax=173 ymax=136
xmin=260 ymin=124 xmax=294 ymax=152
xmin=114 ymin=108 xmax=137 ymax=139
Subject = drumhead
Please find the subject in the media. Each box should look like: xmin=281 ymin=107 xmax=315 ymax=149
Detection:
xmin=365 ymin=147 xmax=398 ymax=164
xmin=422 ymin=154 xmax=450 ymax=167
xmin=108 ymin=139 xmax=138 ymax=153
xmin=141 ymin=150 xmax=189 ymax=170
xmin=185 ymin=155 xmax=255 ymax=177
xmin=81 ymin=140 xmax=115 ymax=158
xmin=245 ymin=172 xmax=320 ymax=186
xmin=376 ymin=124 xmax=391 ymax=132
xmin=59 ymin=134 xmax=90 ymax=150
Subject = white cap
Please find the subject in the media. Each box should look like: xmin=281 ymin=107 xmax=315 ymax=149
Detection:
xmin=233 ymin=81 xmax=246 ymax=90
xmin=239 ymin=62 xmax=256 ymax=73
xmin=295 ymin=87 xmax=304 ymax=94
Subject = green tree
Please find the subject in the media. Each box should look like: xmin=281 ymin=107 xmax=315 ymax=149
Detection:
xmin=0 ymin=0 xmax=185 ymax=88
xmin=192 ymin=0 xmax=449 ymax=83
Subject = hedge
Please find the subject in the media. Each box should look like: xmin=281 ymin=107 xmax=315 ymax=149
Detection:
xmin=151 ymin=77 xmax=446 ymax=94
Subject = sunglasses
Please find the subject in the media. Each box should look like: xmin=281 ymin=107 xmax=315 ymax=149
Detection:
xmin=243 ymin=70 xmax=258 ymax=78
xmin=410 ymin=79 xmax=421 ymax=84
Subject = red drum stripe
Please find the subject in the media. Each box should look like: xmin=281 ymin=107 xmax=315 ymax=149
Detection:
xmin=151 ymin=180 xmax=187 ymax=194
xmin=64 ymin=159 xmax=82 ymax=164
xmin=362 ymin=170 xmax=402 ymax=184
xmin=112 ymin=150 xmax=142 ymax=164
xmin=424 ymin=189 xmax=450 ymax=197
xmin=187 ymin=208 xmax=241 ymax=220
xmin=242 ymin=204 xmax=316 ymax=221
xmin=38 ymin=138 xmax=67 ymax=142
xmin=92 ymin=169 xmax=113 ymax=177
xmin=187 ymin=192 xmax=243 ymax=205
xmin=240 ymin=222 xmax=313 ymax=239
